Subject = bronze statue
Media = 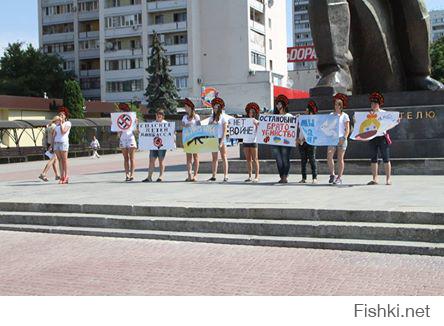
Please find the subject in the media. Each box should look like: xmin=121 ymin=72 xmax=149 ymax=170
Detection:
xmin=309 ymin=0 xmax=443 ymax=95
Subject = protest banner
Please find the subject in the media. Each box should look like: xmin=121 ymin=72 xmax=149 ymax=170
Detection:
xmin=138 ymin=122 xmax=176 ymax=151
xmin=299 ymin=114 xmax=340 ymax=146
xmin=111 ymin=112 xmax=137 ymax=132
xmin=257 ymin=114 xmax=298 ymax=147
xmin=228 ymin=118 xmax=256 ymax=143
xmin=182 ymin=125 xmax=219 ymax=153
xmin=351 ymin=111 xmax=400 ymax=141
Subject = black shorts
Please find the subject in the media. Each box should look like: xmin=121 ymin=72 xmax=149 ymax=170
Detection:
xmin=369 ymin=136 xmax=390 ymax=163
xmin=243 ymin=143 xmax=258 ymax=148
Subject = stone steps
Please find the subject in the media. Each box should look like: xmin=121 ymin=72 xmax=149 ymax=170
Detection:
xmin=0 ymin=209 xmax=443 ymax=256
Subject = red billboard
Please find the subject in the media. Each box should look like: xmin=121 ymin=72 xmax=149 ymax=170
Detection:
xmin=287 ymin=45 xmax=317 ymax=63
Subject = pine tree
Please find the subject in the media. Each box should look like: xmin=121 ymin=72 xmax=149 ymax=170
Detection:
xmin=63 ymin=79 xmax=85 ymax=144
xmin=145 ymin=32 xmax=179 ymax=114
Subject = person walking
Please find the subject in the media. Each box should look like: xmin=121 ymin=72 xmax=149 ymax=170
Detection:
xmin=90 ymin=136 xmax=101 ymax=159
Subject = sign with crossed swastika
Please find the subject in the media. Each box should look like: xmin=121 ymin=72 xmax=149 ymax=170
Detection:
xmin=111 ymin=112 xmax=137 ymax=132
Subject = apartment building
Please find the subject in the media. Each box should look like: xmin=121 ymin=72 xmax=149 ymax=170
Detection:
xmin=38 ymin=0 xmax=287 ymax=112
xmin=430 ymin=10 xmax=444 ymax=42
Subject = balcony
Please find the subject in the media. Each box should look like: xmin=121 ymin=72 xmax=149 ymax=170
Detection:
xmin=104 ymin=48 xmax=143 ymax=59
xmin=250 ymin=42 xmax=265 ymax=56
xmin=103 ymin=91 xmax=146 ymax=103
xmin=79 ymin=69 xmax=101 ymax=77
xmin=149 ymin=43 xmax=187 ymax=54
xmin=82 ymin=88 xmax=101 ymax=99
xmin=147 ymin=0 xmax=187 ymax=12
xmin=104 ymin=68 xmax=145 ymax=80
xmin=249 ymin=20 xmax=265 ymax=34
xmin=249 ymin=0 xmax=264 ymax=13
xmin=104 ymin=25 xmax=143 ymax=39
xmin=148 ymin=21 xmax=187 ymax=34
xmin=42 ymin=32 xmax=74 ymax=43
xmin=103 ymin=5 xmax=142 ymax=16
xmin=79 ymin=48 xmax=100 ymax=59
xmin=42 ymin=14 xmax=74 ymax=25
xmin=78 ymin=31 xmax=100 ymax=40
xmin=78 ymin=10 xmax=100 ymax=21
xmin=169 ymin=65 xmax=188 ymax=75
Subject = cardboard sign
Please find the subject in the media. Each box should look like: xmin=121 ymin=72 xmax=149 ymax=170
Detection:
xmin=111 ymin=112 xmax=137 ymax=132
xmin=228 ymin=118 xmax=256 ymax=143
xmin=351 ymin=111 xmax=400 ymax=141
xmin=182 ymin=125 xmax=219 ymax=153
xmin=299 ymin=115 xmax=340 ymax=146
xmin=257 ymin=114 xmax=298 ymax=147
xmin=138 ymin=122 xmax=176 ymax=151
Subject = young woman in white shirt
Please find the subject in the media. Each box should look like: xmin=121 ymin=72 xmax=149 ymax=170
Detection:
xmin=39 ymin=116 xmax=61 ymax=182
xmin=182 ymin=98 xmax=201 ymax=182
xmin=118 ymin=108 xmax=138 ymax=182
xmin=327 ymin=93 xmax=350 ymax=185
xmin=52 ymin=107 xmax=72 ymax=184
xmin=208 ymin=97 xmax=229 ymax=182
xmin=243 ymin=102 xmax=260 ymax=182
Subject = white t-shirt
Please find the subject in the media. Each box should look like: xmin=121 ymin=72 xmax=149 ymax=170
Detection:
xmin=182 ymin=114 xmax=201 ymax=127
xmin=209 ymin=113 xmax=229 ymax=139
xmin=54 ymin=121 xmax=71 ymax=143
xmin=331 ymin=112 xmax=350 ymax=138
xmin=120 ymin=130 xmax=135 ymax=141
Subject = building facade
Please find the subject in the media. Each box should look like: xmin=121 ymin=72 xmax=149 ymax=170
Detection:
xmin=289 ymin=0 xmax=318 ymax=92
xmin=38 ymin=0 xmax=288 ymax=113
xmin=430 ymin=10 xmax=444 ymax=42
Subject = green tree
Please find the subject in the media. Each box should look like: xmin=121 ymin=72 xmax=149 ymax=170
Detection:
xmin=145 ymin=32 xmax=179 ymax=114
xmin=431 ymin=36 xmax=444 ymax=84
xmin=63 ymin=79 xmax=85 ymax=144
xmin=0 ymin=42 xmax=73 ymax=98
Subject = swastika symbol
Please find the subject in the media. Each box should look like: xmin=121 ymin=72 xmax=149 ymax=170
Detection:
xmin=117 ymin=114 xmax=132 ymax=131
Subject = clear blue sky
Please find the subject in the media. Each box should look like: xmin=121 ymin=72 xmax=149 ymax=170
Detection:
xmin=0 ymin=0 xmax=443 ymax=56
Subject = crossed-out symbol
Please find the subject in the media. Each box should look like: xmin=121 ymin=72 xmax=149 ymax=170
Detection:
xmin=117 ymin=114 xmax=132 ymax=131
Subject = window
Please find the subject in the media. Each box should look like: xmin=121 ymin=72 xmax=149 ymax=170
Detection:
xmin=155 ymin=15 xmax=164 ymax=24
xmin=269 ymin=39 xmax=272 ymax=50
xmin=175 ymin=77 xmax=188 ymax=89
xmin=169 ymin=54 xmax=188 ymax=66
xmin=173 ymin=12 xmax=187 ymax=22
xmin=105 ymin=58 xmax=143 ymax=71
xmin=106 ymin=79 xmax=143 ymax=92
xmin=251 ymin=52 xmax=266 ymax=67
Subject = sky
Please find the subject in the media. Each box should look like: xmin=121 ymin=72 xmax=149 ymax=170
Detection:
xmin=0 ymin=0 xmax=443 ymax=56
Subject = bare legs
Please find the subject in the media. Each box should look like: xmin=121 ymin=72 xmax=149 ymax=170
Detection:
xmin=211 ymin=143 xmax=228 ymax=180
xmin=186 ymin=153 xmax=199 ymax=181
xmin=243 ymin=147 xmax=259 ymax=181
xmin=122 ymin=148 xmax=136 ymax=180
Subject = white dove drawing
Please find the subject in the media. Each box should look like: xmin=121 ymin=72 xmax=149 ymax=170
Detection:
xmin=320 ymin=118 xmax=338 ymax=137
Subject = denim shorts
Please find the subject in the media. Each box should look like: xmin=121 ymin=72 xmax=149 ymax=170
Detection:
xmin=150 ymin=150 xmax=167 ymax=159
xmin=53 ymin=142 xmax=69 ymax=152
xmin=328 ymin=137 xmax=348 ymax=151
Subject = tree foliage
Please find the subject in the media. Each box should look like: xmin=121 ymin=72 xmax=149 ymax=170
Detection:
xmin=63 ymin=79 xmax=85 ymax=144
xmin=0 ymin=42 xmax=73 ymax=98
xmin=145 ymin=32 xmax=179 ymax=114
xmin=431 ymin=36 xmax=444 ymax=84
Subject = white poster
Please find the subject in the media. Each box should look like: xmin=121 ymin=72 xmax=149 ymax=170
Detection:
xmin=257 ymin=114 xmax=298 ymax=147
xmin=111 ymin=112 xmax=137 ymax=133
xmin=351 ymin=111 xmax=400 ymax=141
xmin=228 ymin=118 xmax=256 ymax=143
xmin=138 ymin=122 xmax=176 ymax=151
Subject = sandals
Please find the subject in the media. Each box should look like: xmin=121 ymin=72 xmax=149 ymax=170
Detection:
xmin=367 ymin=180 xmax=378 ymax=185
xmin=245 ymin=177 xmax=252 ymax=182
xmin=208 ymin=177 xmax=216 ymax=182
xmin=156 ymin=178 xmax=163 ymax=182
xmin=142 ymin=177 xmax=152 ymax=183
xmin=38 ymin=174 xmax=49 ymax=182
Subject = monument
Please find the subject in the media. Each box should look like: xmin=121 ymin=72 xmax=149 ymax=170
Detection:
xmin=308 ymin=0 xmax=443 ymax=96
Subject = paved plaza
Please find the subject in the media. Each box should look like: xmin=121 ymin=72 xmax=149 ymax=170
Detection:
xmin=0 ymin=150 xmax=443 ymax=295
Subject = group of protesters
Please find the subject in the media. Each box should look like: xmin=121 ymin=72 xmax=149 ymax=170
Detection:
xmin=38 ymin=91 xmax=395 ymax=186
